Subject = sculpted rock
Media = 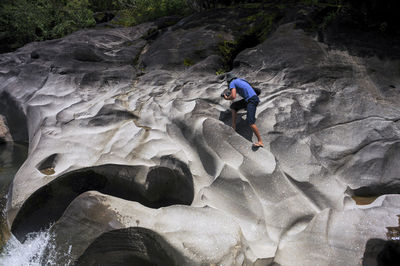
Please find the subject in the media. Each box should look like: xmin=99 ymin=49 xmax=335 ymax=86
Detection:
xmin=274 ymin=195 xmax=400 ymax=266
xmin=1 ymin=5 xmax=400 ymax=265
xmin=235 ymin=22 xmax=400 ymax=192
xmin=1 ymin=23 xmax=156 ymax=222
xmin=76 ymin=227 xmax=183 ymax=266
xmin=11 ymin=159 xmax=195 ymax=239
xmin=50 ymin=191 xmax=250 ymax=265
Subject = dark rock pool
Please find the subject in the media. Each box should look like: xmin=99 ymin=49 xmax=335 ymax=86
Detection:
xmin=0 ymin=143 xmax=28 ymax=248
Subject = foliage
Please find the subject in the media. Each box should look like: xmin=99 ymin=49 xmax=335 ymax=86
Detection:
xmin=52 ymin=0 xmax=96 ymax=38
xmin=1 ymin=0 xmax=398 ymax=53
xmin=183 ymin=58 xmax=195 ymax=66
xmin=218 ymin=39 xmax=237 ymax=71
xmin=0 ymin=0 xmax=189 ymax=52
xmin=0 ymin=0 xmax=96 ymax=52
xmin=216 ymin=6 xmax=279 ymax=73
xmin=89 ymin=0 xmax=120 ymax=12
xmin=186 ymin=0 xmax=263 ymax=11
xmin=242 ymin=11 xmax=276 ymax=43
xmin=113 ymin=0 xmax=189 ymax=26
xmin=215 ymin=68 xmax=225 ymax=75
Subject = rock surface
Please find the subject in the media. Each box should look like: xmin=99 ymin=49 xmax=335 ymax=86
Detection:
xmin=1 ymin=5 xmax=399 ymax=265
xmin=0 ymin=115 xmax=12 ymax=143
xmin=52 ymin=191 xmax=250 ymax=265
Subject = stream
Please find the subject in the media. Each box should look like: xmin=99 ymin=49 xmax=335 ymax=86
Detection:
xmin=0 ymin=143 xmax=63 ymax=265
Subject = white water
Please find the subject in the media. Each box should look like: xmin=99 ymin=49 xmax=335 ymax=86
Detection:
xmin=0 ymin=144 xmax=73 ymax=265
xmin=0 ymin=227 xmax=71 ymax=266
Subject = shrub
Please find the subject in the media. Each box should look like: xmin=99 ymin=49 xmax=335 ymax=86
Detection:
xmin=0 ymin=0 xmax=189 ymax=52
xmin=183 ymin=58 xmax=195 ymax=66
xmin=113 ymin=0 xmax=189 ymax=26
xmin=0 ymin=0 xmax=95 ymax=52
xmin=51 ymin=0 xmax=96 ymax=38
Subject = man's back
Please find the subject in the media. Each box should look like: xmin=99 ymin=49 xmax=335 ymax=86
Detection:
xmin=229 ymin=78 xmax=256 ymax=101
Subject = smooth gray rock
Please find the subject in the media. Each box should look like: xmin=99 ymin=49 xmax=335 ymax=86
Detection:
xmin=1 ymin=7 xmax=399 ymax=265
xmin=49 ymin=191 xmax=250 ymax=265
xmin=274 ymin=195 xmax=400 ymax=266
xmin=76 ymin=227 xmax=183 ymax=266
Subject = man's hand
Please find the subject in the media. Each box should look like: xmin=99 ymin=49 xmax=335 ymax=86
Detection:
xmin=225 ymin=88 xmax=236 ymax=100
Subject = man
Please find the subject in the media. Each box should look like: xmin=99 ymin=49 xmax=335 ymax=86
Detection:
xmin=222 ymin=73 xmax=263 ymax=147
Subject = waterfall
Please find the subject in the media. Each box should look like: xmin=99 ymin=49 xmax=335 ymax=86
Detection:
xmin=0 ymin=227 xmax=71 ymax=266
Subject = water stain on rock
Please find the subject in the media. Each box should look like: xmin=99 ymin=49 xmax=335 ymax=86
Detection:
xmin=36 ymin=154 xmax=58 ymax=176
xmin=352 ymin=196 xmax=379 ymax=205
xmin=40 ymin=167 xmax=56 ymax=176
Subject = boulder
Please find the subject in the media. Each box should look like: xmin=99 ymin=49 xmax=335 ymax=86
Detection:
xmin=76 ymin=227 xmax=182 ymax=266
xmin=49 ymin=191 xmax=250 ymax=265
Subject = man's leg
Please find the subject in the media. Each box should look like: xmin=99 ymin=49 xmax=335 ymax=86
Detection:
xmin=247 ymin=98 xmax=263 ymax=147
xmin=230 ymin=99 xmax=246 ymax=131
xmin=249 ymin=123 xmax=263 ymax=146
xmin=231 ymin=109 xmax=237 ymax=130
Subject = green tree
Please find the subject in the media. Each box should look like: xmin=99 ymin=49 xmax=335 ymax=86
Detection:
xmin=0 ymin=0 xmax=52 ymax=50
xmin=115 ymin=0 xmax=189 ymax=26
xmin=0 ymin=0 xmax=95 ymax=52
xmin=51 ymin=0 xmax=96 ymax=38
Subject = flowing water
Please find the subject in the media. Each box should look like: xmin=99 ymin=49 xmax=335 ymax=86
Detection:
xmin=0 ymin=143 xmax=73 ymax=265
xmin=1 ymin=229 xmax=58 ymax=265
xmin=0 ymin=142 xmax=27 ymax=248
xmin=0 ymin=143 xmax=53 ymax=265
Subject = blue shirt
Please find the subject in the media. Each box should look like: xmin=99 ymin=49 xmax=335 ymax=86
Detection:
xmin=229 ymin=78 xmax=256 ymax=101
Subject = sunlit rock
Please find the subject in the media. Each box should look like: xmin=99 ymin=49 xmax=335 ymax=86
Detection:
xmin=1 ymin=5 xmax=399 ymax=265
xmin=52 ymin=191 xmax=251 ymax=265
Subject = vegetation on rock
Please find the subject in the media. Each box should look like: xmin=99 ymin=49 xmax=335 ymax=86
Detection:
xmin=0 ymin=0 xmax=189 ymax=53
xmin=216 ymin=2 xmax=282 ymax=73
xmin=112 ymin=0 xmax=190 ymax=27
xmin=0 ymin=0 xmax=399 ymax=53
xmin=0 ymin=0 xmax=96 ymax=52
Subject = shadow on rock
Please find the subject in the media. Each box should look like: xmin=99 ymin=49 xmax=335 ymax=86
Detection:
xmin=219 ymin=110 xmax=253 ymax=142
xmin=351 ymin=185 xmax=400 ymax=200
xmin=76 ymin=227 xmax=185 ymax=266
xmin=11 ymin=156 xmax=194 ymax=241
xmin=0 ymin=92 xmax=28 ymax=143
xmin=363 ymin=238 xmax=400 ymax=266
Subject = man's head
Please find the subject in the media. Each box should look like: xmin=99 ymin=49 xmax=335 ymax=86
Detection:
xmin=225 ymin=73 xmax=236 ymax=84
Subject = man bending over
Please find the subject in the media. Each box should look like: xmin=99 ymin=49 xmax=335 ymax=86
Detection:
xmin=222 ymin=73 xmax=263 ymax=147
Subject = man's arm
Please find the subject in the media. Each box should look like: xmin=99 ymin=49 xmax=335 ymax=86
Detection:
xmin=224 ymin=88 xmax=236 ymax=100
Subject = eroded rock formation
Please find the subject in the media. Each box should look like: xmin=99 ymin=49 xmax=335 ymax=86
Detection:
xmin=1 ymin=5 xmax=399 ymax=265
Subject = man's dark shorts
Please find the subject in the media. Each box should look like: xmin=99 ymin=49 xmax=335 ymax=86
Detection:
xmin=230 ymin=95 xmax=260 ymax=125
